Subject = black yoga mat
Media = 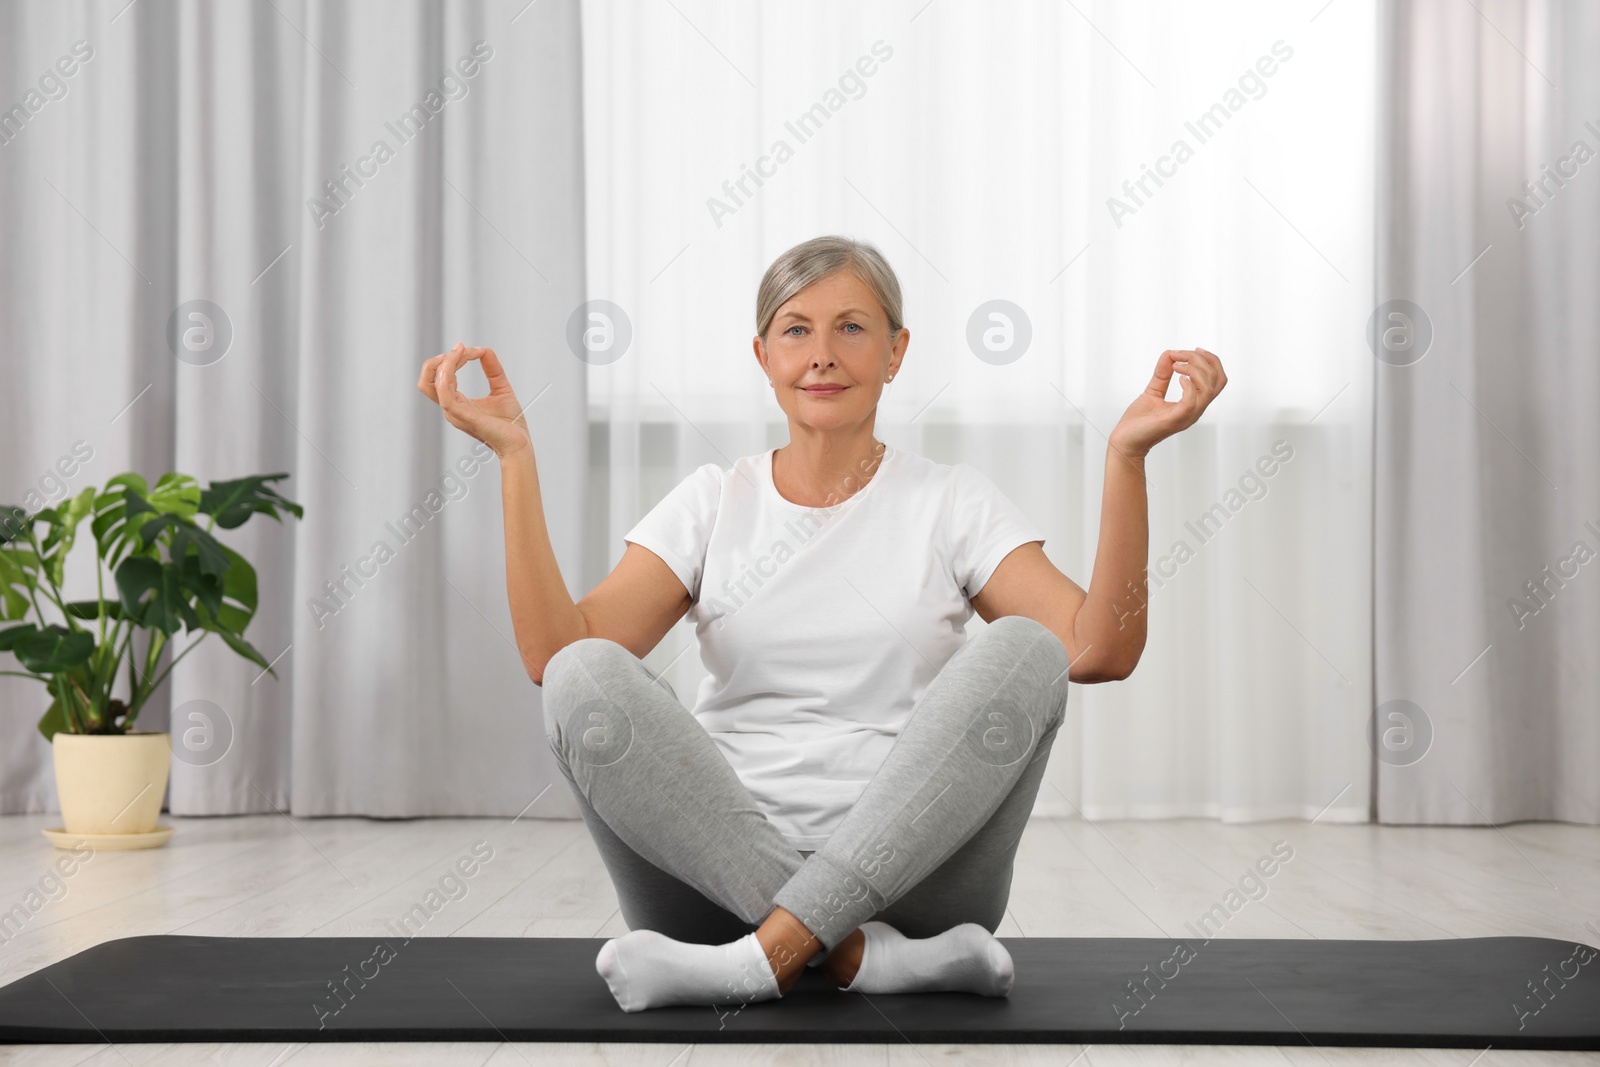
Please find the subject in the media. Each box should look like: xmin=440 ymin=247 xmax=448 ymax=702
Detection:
xmin=1 ymin=935 xmax=1597 ymax=1048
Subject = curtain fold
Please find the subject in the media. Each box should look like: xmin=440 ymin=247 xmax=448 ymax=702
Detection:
xmin=0 ymin=0 xmax=588 ymax=818
xmin=1374 ymin=0 xmax=1600 ymax=825
xmin=580 ymin=0 xmax=1377 ymax=823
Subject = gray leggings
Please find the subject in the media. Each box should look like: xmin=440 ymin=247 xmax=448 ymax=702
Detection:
xmin=540 ymin=613 xmax=1071 ymax=953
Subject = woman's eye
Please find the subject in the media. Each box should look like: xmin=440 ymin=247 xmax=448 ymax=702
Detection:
xmin=787 ymin=325 xmax=805 ymax=336
xmin=843 ymin=323 xmax=861 ymax=334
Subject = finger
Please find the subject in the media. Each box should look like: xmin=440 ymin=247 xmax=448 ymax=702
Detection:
xmin=1147 ymin=350 xmax=1178 ymax=398
xmin=1175 ymin=366 xmax=1197 ymax=408
xmin=479 ymin=348 xmax=523 ymax=412
xmin=1164 ymin=358 xmax=1203 ymax=399
xmin=1169 ymin=361 xmax=1207 ymax=413
xmin=1196 ymin=351 xmax=1224 ymax=396
xmin=1191 ymin=347 xmax=1225 ymax=387
xmin=1195 ymin=347 xmax=1228 ymax=391
xmin=435 ymin=343 xmax=467 ymax=406
xmin=478 ymin=346 xmax=511 ymax=389
xmin=1179 ymin=353 xmax=1219 ymax=398
xmin=417 ymin=351 xmax=454 ymax=402
xmin=435 ymin=348 xmax=488 ymax=437
xmin=1170 ymin=358 xmax=1206 ymax=400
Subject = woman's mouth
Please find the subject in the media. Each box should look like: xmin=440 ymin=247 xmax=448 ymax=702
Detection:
xmin=802 ymin=384 xmax=847 ymax=396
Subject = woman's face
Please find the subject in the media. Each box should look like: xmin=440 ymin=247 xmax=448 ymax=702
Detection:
xmin=754 ymin=269 xmax=909 ymax=435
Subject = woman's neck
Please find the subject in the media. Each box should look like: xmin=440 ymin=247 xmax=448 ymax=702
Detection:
xmin=773 ymin=432 xmax=887 ymax=509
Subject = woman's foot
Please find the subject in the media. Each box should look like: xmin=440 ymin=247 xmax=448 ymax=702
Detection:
xmin=834 ymin=921 xmax=1015 ymax=996
xmin=594 ymin=929 xmax=780 ymax=1012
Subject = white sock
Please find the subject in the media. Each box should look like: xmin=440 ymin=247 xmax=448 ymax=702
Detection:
xmin=842 ymin=921 xmax=1015 ymax=997
xmin=595 ymin=929 xmax=780 ymax=1012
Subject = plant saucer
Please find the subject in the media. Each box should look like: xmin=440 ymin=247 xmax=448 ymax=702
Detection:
xmin=42 ymin=825 xmax=173 ymax=850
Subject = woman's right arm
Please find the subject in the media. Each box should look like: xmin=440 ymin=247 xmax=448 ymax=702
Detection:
xmin=499 ymin=450 xmax=693 ymax=683
xmin=498 ymin=447 xmax=584 ymax=681
xmin=422 ymin=344 xmax=691 ymax=685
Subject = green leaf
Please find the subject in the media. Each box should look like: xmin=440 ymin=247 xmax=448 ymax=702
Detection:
xmin=13 ymin=625 xmax=95 ymax=674
xmin=37 ymin=695 xmax=69 ymax=741
xmin=0 ymin=587 xmax=28 ymax=621
xmin=194 ymin=550 xmax=259 ymax=633
xmin=173 ymin=520 xmax=232 ymax=581
xmin=180 ymin=551 xmax=225 ymax=620
xmin=0 ymin=622 xmax=40 ymax=652
xmin=0 ymin=506 xmax=31 ymax=545
xmin=133 ymin=512 xmax=181 ymax=549
xmin=211 ymin=625 xmax=271 ymax=673
xmin=214 ymin=545 xmax=258 ymax=633
xmin=200 ymin=473 xmax=304 ymax=529
xmin=91 ymin=479 xmax=160 ymax=567
xmin=36 ymin=664 xmax=105 ymax=737
xmin=131 ymin=513 xmax=231 ymax=585
xmin=37 ymin=487 xmax=98 ymax=590
xmin=108 ymin=472 xmax=149 ymax=499
xmin=0 ymin=544 xmax=40 ymax=571
xmin=149 ymin=472 xmax=202 ymax=517
xmin=0 ymin=545 xmax=41 ymax=621
xmin=114 ymin=557 xmax=189 ymax=635
xmin=65 ymin=599 xmax=123 ymax=621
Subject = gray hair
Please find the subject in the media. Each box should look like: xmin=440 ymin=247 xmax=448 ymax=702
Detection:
xmin=755 ymin=235 xmax=904 ymax=341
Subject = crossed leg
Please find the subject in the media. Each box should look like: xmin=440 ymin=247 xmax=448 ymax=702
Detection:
xmin=541 ymin=613 xmax=1071 ymax=1008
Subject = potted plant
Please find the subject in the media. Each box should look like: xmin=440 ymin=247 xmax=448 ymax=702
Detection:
xmin=0 ymin=471 xmax=302 ymax=848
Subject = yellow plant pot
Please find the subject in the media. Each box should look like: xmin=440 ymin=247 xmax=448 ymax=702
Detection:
xmin=51 ymin=732 xmax=171 ymax=835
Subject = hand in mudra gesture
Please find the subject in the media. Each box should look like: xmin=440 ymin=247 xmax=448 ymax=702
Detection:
xmin=418 ymin=342 xmax=532 ymax=460
xmin=1109 ymin=347 xmax=1228 ymax=460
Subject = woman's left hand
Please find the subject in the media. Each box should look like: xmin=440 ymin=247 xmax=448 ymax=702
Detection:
xmin=1109 ymin=347 xmax=1227 ymax=459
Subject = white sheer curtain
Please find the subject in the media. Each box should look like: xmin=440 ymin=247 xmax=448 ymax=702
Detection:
xmin=580 ymin=0 xmax=1376 ymax=821
xmin=1375 ymin=0 xmax=1600 ymax=825
xmin=0 ymin=0 xmax=587 ymax=818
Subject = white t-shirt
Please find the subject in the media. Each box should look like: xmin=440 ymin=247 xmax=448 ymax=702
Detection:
xmin=622 ymin=443 xmax=1046 ymax=850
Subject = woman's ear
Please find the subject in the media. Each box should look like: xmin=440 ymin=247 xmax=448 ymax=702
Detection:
xmin=888 ymin=326 xmax=910 ymax=376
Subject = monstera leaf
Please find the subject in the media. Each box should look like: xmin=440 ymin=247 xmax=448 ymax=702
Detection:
xmin=114 ymin=556 xmax=203 ymax=636
xmin=65 ymin=599 xmax=122 ymax=621
xmin=36 ymin=693 xmax=70 ymax=739
xmin=207 ymin=544 xmax=259 ymax=634
xmin=32 ymin=488 xmax=98 ymax=590
xmin=137 ymin=512 xmax=232 ymax=582
xmin=0 ymin=537 xmax=39 ymax=621
xmin=0 ymin=623 xmax=94 ymax=674
xmin=0 ymin=505 xmax=30 ymax=545
xmin=201 ymin=473 xmax=303 ymax=529
xmin=90 ymin=475 xmax=159 ymax=567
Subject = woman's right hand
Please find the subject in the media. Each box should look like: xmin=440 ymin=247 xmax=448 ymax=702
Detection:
xmin=418 ymin=343 xmax=532 ymax=460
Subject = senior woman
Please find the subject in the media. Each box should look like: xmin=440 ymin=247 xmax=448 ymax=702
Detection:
xmin=420 ymin=235 xmax=1226 ymax=1013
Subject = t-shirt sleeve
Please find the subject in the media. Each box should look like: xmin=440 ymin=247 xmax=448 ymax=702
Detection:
xmin=946 ymin=462 xmax=1047 ymax=598
xmin=622 ymin=462 xmax=722 ymax=601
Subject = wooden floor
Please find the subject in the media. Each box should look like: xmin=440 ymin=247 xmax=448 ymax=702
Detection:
xmin=0 ymin=812 xmax=1596 ymax=1065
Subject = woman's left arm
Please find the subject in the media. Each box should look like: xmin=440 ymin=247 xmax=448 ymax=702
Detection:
xmin=970 ymin=348 xmax=1227 ymax=683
